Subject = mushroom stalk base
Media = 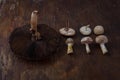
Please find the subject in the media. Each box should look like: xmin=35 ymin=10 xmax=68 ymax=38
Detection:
xmin=85 ymin=43 xmax=90 ymax=54
xmin=100 ymin=43 xmax=108 ymax=54
xmin=67 ymin=43 xmax=73 ymax=54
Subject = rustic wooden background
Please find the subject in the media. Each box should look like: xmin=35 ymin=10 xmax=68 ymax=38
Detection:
xmin=0 ymin=0 xmax=120 ymax=80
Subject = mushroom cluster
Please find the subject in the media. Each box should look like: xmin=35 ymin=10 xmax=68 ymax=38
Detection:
xmin=59 ymin=20 xmax=76 ymax=54
xmin=79 ymin=25 xmax=108 ymax=54
xmin=80 ymin=25 xmax=93 ymax=54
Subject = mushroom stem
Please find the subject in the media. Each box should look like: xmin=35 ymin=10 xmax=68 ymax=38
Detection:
xmin=35 ymin=31 xmax=41 ymax=40
xmin=67 ymin=43 xmax=73 ymax=54
xmin=85 ymin=43 xmax=90 ymax=53
xmin=100 ymin=43 xmax=108 ymax=54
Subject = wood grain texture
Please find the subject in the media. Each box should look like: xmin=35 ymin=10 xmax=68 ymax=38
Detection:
xmin=0 ymin=0 xmax=120 ymax=80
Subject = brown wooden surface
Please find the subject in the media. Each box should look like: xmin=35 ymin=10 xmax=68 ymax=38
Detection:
xmin=0 ymin=0 xmax=120 ymax=80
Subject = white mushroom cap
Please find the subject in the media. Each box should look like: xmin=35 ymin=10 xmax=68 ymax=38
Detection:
xmin=59 ymin=28 xmax=76 ymax=36
xmin=94 ymin=25 xmax=104 ymax=35
xmin=81 ymin=37 xmax=93 ymax=44
xmin=80 ymin=25 xmax=92 ymax=35
xmin=95 ymin=35 xmax=108 ymax=44
xmin=66 ymin=38 xmax=74 ymax=44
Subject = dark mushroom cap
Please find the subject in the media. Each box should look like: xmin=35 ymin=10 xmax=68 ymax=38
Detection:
xmin=66 ymin=38 xmax=74 ymax=44
xmin=95 ymin=35 xmax=108 ymax=44
xmin=81 ymin=37 xmax=93 ymax=44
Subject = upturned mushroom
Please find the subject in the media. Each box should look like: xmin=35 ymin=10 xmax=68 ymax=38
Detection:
xmin=81 ymin=37 xmax=93 ymax=54
xmin=94 ymin=25 xmax=104 ymax=35
xmin=59 ymin=20 xmax=76 ymax=36
xmin=95 ymin=35 xmax=108 ymax=54
xmin=66 ymin=38 xmax=74 ymax=54
xmin=30 ymin=10 xmax=41 ymax=40
xmin=59 ymin=28 xmax=76 ymax=36
xmin=80 ymin=25 xmax=92 ymax=35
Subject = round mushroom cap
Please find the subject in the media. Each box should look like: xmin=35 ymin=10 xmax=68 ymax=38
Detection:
xmin=59 ymin=28 xmax=76 ymax=36
xmin=94 ymin=25 xmax=104 ymax=35
xmin=81 ymin=37 xmax=93 ymax=44
xmin=80 ymin=25 xmax=92 ymax=35
xmin=66 ymin=38 xmax=74 ymax=44
xmin=95 ymin=35 xmax=108 ymax=44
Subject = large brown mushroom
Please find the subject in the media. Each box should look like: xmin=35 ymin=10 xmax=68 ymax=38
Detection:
xmin=65 ymin=38 xmax=74 ymax=54
xmin=95 ymin=35 xmax=108 ymax=54
xmin=30 ymin=10 xmax=41 ymax=40
xmin=81 ymin=37 xmax=93 ymax=54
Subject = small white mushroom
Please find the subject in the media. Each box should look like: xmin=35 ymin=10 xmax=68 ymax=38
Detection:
xmin=80 ymin=25 xmax=92 ymax=35
xmin=95 ymin=35 xmax=108 ymax=54
xmin=94 ymin=25 xmax=104 ymax=35
xmin=59 ymin=28 xmax=76 ymax=36
xmin=65 ymin=38 xmax=74 ymax=54
xmin=30 ymin=10 xmax=41 ymax=40
xmin=81 ymin=37 xmax=93 ymax=54
xmin=59 ymin=20 xmax=76 ymax=36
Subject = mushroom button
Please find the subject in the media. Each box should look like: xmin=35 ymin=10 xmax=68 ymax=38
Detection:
xmin=80 ymin=25 xmax=92 ymax=35
xmin=81 ymin=37 xmax=93 ymax=54
xmin=66 ymin=38 xmax=74 ymax=54
xmin=95 ymin=35 xmax=108 ymax=54
xmin=94 ymin=25 xmax=104 ymax=35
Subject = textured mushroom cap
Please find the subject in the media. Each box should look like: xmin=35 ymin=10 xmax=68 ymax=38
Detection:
xmin=66 ymin=38 xmax=74 ymax=44
xmin=95 ymin=35 xmax=108 ymax=44
xmin=59 ymin=28 xmax=76 ymax=36
xmin=81 ymin=37 xmax=93 ymax=44
xmin=80 ymin=25 xmax=92 ymax=35
xmin=94 ymin=25 xmax=104 ymax=35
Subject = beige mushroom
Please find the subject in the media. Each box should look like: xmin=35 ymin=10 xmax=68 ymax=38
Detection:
xmin=94 ymin=25 xmax=104 ymax=35
xmin=81 ymin=37 xmax=93 ymax=54
xmin=59 ymin=28 xmax=76 ymax=36
xmin=95 ymin=35 xmax=108 ymax=54
xmin=80 ymin=25 xmax=92 ymax=35
xmin=66 ymin=38 xmax=74 ymax=54
xmin=59 ymin=20 xmax=76 ymax=36
xmin=30 ymin=10 xmax=41 ymax=40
